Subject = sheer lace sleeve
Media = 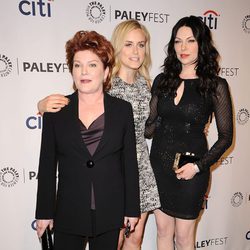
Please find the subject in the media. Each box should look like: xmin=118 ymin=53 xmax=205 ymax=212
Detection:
xmin=145 ymin=73 xmax=163 ymax=139
xmin=145 ymin=94 xmax=159 ymax=139
xmin=196 ymin=78 xmax=233 ymax=171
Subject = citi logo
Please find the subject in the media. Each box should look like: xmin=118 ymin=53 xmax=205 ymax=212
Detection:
xmin=199 ymin=10 xmax=220 ymax=30
xmin=246 ymin=231 xmax=250 ymax=240
xmin=26 ymin=115 xmax=42 ymax=129
xmin=31 ymin=220 xmax=37 ymax=230
xmin=18 ymin=0 xmax=53 ymax=17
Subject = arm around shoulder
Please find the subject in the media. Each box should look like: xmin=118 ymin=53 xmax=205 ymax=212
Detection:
xmin=37 ymin=94 xmax=69 ymax=115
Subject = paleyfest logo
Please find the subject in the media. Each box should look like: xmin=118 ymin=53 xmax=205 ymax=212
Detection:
xmin=86 ymin=1 xmax=106 ymax=23
xmin=242 ymin=15 xmax=250 ymax=34
xmin=85 ymin=2 xmax=170 ymax=23
xmin=231 ymin=192 xmax=243 ymax=207
xmin=237 ymin=108 xmax=249 ymax=125
xmin=0 ymin=54 xmax=12 ymax=77
xmin=196 ymin=237 xmax=228 ymax=248
xmin=0 ymin=167 xmax=19 ymax=187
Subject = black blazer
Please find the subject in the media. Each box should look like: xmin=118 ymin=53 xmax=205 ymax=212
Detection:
xmin=35 ymin=91 xmax=140 ymax=236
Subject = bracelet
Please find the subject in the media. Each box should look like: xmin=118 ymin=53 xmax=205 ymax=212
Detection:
xmin=193 ymin=163 xmax=200 ymax=173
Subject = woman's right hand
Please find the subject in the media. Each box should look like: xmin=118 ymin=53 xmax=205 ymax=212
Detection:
xmin=123 ymin=216 xmax=139 ymax=232
xmin=36 ymin=219 xmax=53 ymax=238
xmin=37 ymin=94 xmax=69 ymax=115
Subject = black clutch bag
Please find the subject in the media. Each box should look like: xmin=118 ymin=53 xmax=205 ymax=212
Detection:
xmin=172 ymin=152 xmax=199 ymax=171
xmin=41 ymin=227 xmax=53 ymax=250
xmin=124 ymin=223 xmax=131 ymax=238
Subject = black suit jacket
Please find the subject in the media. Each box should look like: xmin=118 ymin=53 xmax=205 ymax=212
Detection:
xmin=35 ymin=91 xmax=140 ymax=236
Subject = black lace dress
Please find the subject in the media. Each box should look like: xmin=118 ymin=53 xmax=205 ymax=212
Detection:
xmin=145 ymin=73 xmax=233 ymax=219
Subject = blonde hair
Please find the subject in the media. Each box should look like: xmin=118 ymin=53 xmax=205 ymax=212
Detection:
xmin=111 ymin=19 xmax=151 ymax=87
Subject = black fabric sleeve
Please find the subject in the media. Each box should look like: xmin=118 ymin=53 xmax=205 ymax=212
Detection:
xmin=35 ymin=112 xmax=57 ymax=219
xmin=144 ymin=73 xmax=163 ymax=139
xmin=123 ymin=102 xmax=140 ymax=217
xmin=196 ymin=78 xmax=233 ymax=171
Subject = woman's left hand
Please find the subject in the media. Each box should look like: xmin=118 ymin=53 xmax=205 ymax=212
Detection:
xmin=175 ymin=163 xmax=197 ymax=180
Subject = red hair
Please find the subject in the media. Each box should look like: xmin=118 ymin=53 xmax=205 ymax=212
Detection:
xmin=66 ymin=31 xmax=115 ymax=91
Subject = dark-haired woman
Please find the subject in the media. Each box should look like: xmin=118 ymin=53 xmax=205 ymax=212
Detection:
xmin=145 ymin=16 xmax=233 ymax=250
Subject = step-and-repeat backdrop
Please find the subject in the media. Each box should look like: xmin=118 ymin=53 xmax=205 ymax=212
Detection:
xmin=0 ymin=1 xmax=249 ymax=249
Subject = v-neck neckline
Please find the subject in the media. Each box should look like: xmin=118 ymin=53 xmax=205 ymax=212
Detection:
xmin=79 ymin=113 xmax=104 ymax=130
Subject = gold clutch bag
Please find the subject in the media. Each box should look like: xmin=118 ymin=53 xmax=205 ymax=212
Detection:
xmin=172 ymin=152 xmax=200 ymax=171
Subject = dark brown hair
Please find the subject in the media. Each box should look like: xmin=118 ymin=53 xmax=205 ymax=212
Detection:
xmin=66 ymin=30 xmax=115 ymax=91
xmin=158 ymin=16 xmax=220 ymax=97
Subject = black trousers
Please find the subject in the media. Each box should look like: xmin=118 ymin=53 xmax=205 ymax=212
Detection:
xmin=54 ymin=229 xmax=120 ymax=250
xmin=54 ymin=210 xmax=120 ymax=250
